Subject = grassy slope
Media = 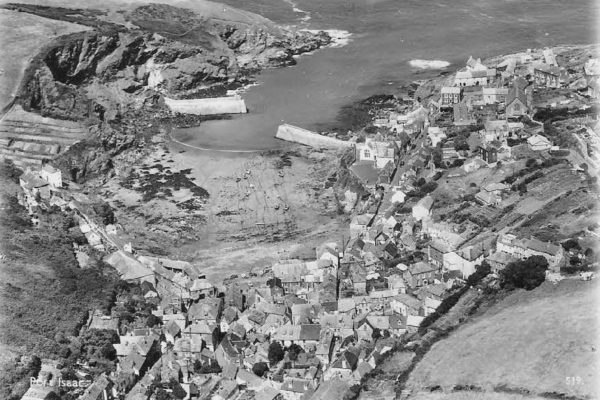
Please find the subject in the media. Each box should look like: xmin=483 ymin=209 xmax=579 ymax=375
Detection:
xmin=0 ymin=0 xmax=283 ymax=31
xmin=0 ymin=9 xmax=90 ymax=110
xmin=409 ymin=393 xmax=549 ymax=400
xmin=405 ymin=279 xmax=600 ymax=398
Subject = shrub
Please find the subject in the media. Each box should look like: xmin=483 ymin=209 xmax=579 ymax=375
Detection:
xmin=146 ymin=314 xmax=162 ymax=328
xmin=286 ymin=343 xmax=304 ymax=361
xmin=0 ymin=159 xmax=23 ymax=183
xmin=466 ymin=261 xmax=491 ymax=287
xmin=421 ymin=181 xmax=438 ymax=194
xmin=268 ymin=342 xmax=285 ymax=366
xmin=452 ymin=159 xmax=464 ymax=167
xmin=252 ymin=362 xmax=269 ymax=377
xmin=562 ymin=239 xmax=581 ymax=252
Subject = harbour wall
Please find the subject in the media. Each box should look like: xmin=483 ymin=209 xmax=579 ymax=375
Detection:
xmin=164 ymin=95 xmax=247 ymax=115
xmin=275 ymin=124 xmax=353 ymax=150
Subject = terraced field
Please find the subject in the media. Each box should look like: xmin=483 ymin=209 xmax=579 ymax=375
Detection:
xmin=0 ymin=105 xmax=88 ymax=167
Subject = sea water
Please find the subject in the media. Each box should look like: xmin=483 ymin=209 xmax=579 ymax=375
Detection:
xmin=173 ymin=0 xmax=598 ymax=151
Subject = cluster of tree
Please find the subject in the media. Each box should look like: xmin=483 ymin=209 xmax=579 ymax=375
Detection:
xmin=154 ymin=379 xmax=187 ymax=400
xmin=503 ymin=158 xmax=564 ymax=185
xmin=0 ymin=159 xmax=23 ymax=183
xmin=0 ymin=355 xmax=42 ymax=400
xmin=499 ymin=255 xmax=548 ymax=290
xmin=252 ymin=362 xmax=269 ymax=377
xmin=408 ymin=181 xmax=438 ymax=198
xmin=77 ymin=329 xmax=119 ymax=361
xmin=454 ymin=135 xmax=470 ymax=151
xmin=419 ymin=262 xmax=491 ymax=333
xmin=268 ymin=342 xmax=285 ymax=366
xmin=92 ymin=202 xmax=116 ymax=225
xmin=193 ymin=359 xmax=222 ymax=374
xmin=112 ymin=286 xmax=156 ymax=329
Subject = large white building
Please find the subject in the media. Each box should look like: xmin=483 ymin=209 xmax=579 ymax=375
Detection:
xmin=412 ymin=195 xmax=434 ymax=221
xmin=355 ymin=138 xmax=399 ymax=169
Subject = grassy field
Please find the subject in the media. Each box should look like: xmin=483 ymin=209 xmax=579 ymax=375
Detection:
xmin=0 ymin=9 xmax=89 ymax=110
xmin=405 ymin=279 xmax=600 ymax=399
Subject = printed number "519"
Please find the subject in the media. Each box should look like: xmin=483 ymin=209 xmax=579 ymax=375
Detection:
xmin=566 ymin=376 xmax=583 ymax=385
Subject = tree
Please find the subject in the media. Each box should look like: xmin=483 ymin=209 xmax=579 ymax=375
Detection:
xmin=371 ymin=328 xmax=382 ymax=340
xmin=252 ymin=362 xmax=269 ymax=377
xmin=268 ymin=342 xmax=285 ymax=366
xmin=199 ymin=363 xmax=221 ymax=374
xmin=421 ymin=181 xmax=438 ymax=194
xmin=525 ymin=158 xmax=538 ymax=168
xmin=454 ymin=136 xmax=469 ymax=151
xmin=193 ymin=360 xmax=202 ymax=373
xmin=500 ymin=255 xmax=548 ymax=290
xmin=466 ymin=261 xmax=491 ymax=287
xmin=432 ymin=147 xmax=443 ymax=168
xmin=146 ymin=314 xmax=162 ymax=328
xmin=170 ymin=379 xmax=187 ymax=399
xmin=562 ymin=239 xmax=581 ymax=252
xmin=286 ymin=343 xmax=304 ymax=361
xmin=0 ymin=159 xmax=23 ymax=183
xmin=155 ymin=389 xmax=170 ymax=400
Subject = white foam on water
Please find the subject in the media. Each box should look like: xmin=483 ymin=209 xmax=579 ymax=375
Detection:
xmin=408 ymin=59 xmax=451 ymax=69
xmin=301 ymin=29 xmax=353 ymax=48
xmin=282 ymin=0 xmax=312 ymax=21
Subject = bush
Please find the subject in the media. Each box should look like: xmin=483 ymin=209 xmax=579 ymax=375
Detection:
xmin=252 ymin=362 xmax=269 ymax=377
xmin=0 ymin=159 xmax=23 ymax=183
xmin=500 ymin=256 xmax=548 ymax=290
xmin=525 ymin=158 xmax=538 ymax=168
xmin=466 ymin=261 xmax=491 ymax=287
xmin=562 ymin=239 xmax=581 ymax=252
xmin=268 ymin=342 xmax=284 ymax=366
xmin=286 ymin=343 xmax=304 ymax=361
xmin=146 ymin=314 xmax=162 ymax=328
xmin=421 ymin=181 xmax=438 ymax=194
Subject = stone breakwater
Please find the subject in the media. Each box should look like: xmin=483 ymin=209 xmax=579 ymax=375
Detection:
xmin=164 ymin=96 xmax=248 ymax=115
xmin=275 ymin=123 xmax=353 ymax=150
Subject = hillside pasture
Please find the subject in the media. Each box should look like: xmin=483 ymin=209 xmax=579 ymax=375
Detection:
xmin=405 ymin=279 xmax=600 ymax=398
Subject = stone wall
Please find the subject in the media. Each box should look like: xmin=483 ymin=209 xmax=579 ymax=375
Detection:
xmin=275 ymin=124 xmax=353 ymax=150
xmin=164 ymin=96 xmax=247 ymax=115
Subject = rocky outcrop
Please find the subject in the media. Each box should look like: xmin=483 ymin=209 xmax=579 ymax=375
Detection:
xmin=9 ymin=2 xmax=331 ymax=180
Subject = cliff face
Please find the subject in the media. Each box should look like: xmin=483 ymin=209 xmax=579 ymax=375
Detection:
xmin=16 ymin=3 xmax=331 ymax=114
xmin=9 ymin=2 xmax=330 ymax=181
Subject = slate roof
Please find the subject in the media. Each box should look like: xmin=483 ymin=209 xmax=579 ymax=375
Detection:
xmin=350 ymin=161 xmax=379 ymax=184
xmin=299 ymin=324 xmax=321 ymax=341
xmin=331 ymin=350 xmax=358 ymax=370
xmin=20 ymin=171 xmax=48 ymax=189
xmin=409 ymin=261 xmax=437 ymax=275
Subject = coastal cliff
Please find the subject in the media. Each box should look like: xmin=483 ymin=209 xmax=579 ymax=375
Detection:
xmin=3 ymin=2 xmax=330 ymax=180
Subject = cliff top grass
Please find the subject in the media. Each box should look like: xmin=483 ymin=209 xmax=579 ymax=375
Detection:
xmin=404 ymin=279 xmax=600 ymax=398
xmin=0 ymin=8 xmax=90 ymax=111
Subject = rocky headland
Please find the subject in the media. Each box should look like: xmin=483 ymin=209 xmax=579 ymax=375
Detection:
xmin=1 ymin=1 xmax=331 ymax=181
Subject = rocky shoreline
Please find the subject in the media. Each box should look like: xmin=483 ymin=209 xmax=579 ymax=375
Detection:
xmin=2 ymin=1 xmax=332 ymax=182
